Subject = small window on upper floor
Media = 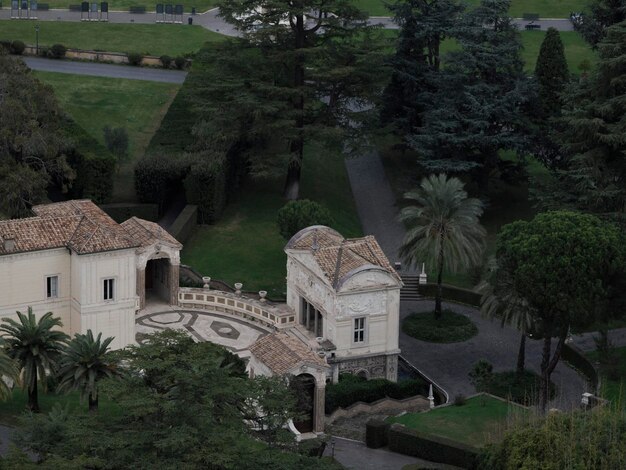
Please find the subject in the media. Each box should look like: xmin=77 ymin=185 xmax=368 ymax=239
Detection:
xmin=104 ymin=278 xmax=115 ymax=301
xmin=46 ymin=276 xmax=58 ymax=299
xmin=354 ymin=317 xmax=366 ymax=343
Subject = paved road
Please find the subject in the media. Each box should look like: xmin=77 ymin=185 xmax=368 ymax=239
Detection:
xmin=22 ymin=56 xmax=188 ymax=83
xmin=399 ymin=300 xmax=589 ymax=409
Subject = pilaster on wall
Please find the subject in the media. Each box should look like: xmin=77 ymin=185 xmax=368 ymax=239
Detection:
xmin=169 ymin=264 xmax=180 ymax=306
xmin=386 ymin=354 xmax=398 ymax=382
xmin=136 ymin=268 xmax=146 ymax=310
xmin=314 ymin=384 xmax=326 ymax=433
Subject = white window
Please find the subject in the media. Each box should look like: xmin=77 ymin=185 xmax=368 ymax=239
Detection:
xmin=354 ymin=317 xmax=366 ymax=343
xmin=46 ymin=276 xmax=58 ymax=298
xmin=104 ymin=278 xmax=115 ymax=301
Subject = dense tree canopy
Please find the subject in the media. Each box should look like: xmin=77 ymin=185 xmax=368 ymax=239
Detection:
xmin=496 ymin=211 xmax=625 ymax=412
xmin=579 ymin=0 xmax=626 ymax=46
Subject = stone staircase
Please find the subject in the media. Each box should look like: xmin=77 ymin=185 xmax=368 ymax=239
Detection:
xmin=400 ymin=274 xmax=423 ymax=301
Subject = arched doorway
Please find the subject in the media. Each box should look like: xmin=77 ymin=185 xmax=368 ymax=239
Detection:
xmin=290 ymin=373 xmax=316 ymax=433
xmin=145 ymin=257 xmax=172 ymax=304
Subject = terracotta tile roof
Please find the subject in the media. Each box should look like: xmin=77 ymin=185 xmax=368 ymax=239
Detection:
xmin=285 ymin=226 xmax=401 ymax=289
xmin=120 ymin=217 xmax=182 ymax=249
xmin=250 ymin=332 xmax=329 ymax=375
xmin=0 ymin=200 xmax=141 ymax=256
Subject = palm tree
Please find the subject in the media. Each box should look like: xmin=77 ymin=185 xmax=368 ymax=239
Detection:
xmin=399 ymin=174 xmax=486 ymax=319
xmin=0 ymin=349 xmax=19 ymax=401
xmin=479 ymin=259 xmax=535 ymax=379
xmin=57 ymin=330 xmax=122 ymax=412
xmin=0 ymin=308 xmax=68 ymax=412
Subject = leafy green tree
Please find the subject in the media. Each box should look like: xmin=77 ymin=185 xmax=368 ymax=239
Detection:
xmin=537 ymin=22 xmax=626 ymax=218
xmin=407 ymin=0 xmax=532 ymax=183
xmin=496 ymin=211 xmax=625 ymax=413
xmin=578 ymin=0 xmax=626 ymax=46
xmin=479 ymin=259 xmax=535 ymax=379
xmin=204 ymin=0 xmax=385 ymax=199
xmin=277 ymin=199 xmax=333 ymax=239
xmin=0 ymin=349 xmax=19 ymax=401
xmin=56 ymin=330 xmax=122 ymax=412
xmin=399 ymin=174 xmax=486 ymax=319
xmin=0 ymin=308 xmax=68 ymax=412
xmin=482 ymin=407 xmax=626 ymax=469
xmin=0 ymin=53 xmax=75 ymax=218
xmin=535 ymin=27 xmax=569 ymax=118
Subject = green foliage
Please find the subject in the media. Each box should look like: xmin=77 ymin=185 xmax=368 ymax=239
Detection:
xmin=325 ymin=373 xmax=429 ymax=414
xmin=160 ymin=54 xmax=172 ymax=68
xmin=277 ymin=199 xmax=334 ymax=239
xmin=481 ymin=407 xmax=626 ymax=469
xmin=10 ymin=40 xmax=25 ymax=55
xmin=174 ymin=56 xmax=187 ymax=69
xmin=56 ymin=330 xmax=122 ymax=412
xmin=535 ymin=28 xmax=569 ymax=117
xmin=0 ymin=308 xmax=69 ymax=412
xmin=184 ymin=154 xmax=227 ymax=224
xmin=99 ymin=203 xmax=159 ymax=223
xmin=485 ymin=370 xmax=556 ymax=406
xmin=103 ymin=126 xmax=130 ymax=164
xmin=578 ymin=0 xmax=626 ymax=46
xmin=365 ymin=418 xmax=390 ymax=449
xmin=48 ymin=43 xmax=67 ymax=59
xmin=134 ymin=153 xmax=188 ymax=210
xmin=400 ymin=174 xmax=485 ymax=318
xmin=469 ymin=360 xmax=494 ymax=393
xmin=403 ymin=310 xmax=479 ymax=343
xmin=127 ymin=52 xmax=143 ymax=66
xmin=0 ymin=350 xmax=19 ymax=401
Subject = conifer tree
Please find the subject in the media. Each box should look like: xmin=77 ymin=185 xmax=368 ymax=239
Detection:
xmin=535 ymin=28 xmax=569 ymax=118
xmin=579 ymin=0 xmax=626 ymax=46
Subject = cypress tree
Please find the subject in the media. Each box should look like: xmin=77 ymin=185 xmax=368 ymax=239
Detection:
xmin=535 ymin=28 xmax=569 ymax=118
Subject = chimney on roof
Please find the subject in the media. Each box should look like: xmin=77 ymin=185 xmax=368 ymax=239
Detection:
xmin=2 ymin=236 xmax=16 ymax=252
xmin=311 ymin=231 xmax=319 ymax=252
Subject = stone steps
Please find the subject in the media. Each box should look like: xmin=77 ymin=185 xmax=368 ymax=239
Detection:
xmin=400 ymin=274 xmax=423 ymax=301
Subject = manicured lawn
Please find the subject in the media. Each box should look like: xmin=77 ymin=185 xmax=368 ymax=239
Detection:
xmin=0 ymin=388 xmax=122 ymax=426
xmin=182 ymin=148 xmax=363 ymax=298
xmin=587 ymin=346 xmax=626 ymax=409
xmin=402 ymin=310 xmax=478 ymax=343
xmin=355 ymin=0 xmax=588 ymax=17
xmin=388 ymin=395 xmax=528 ymax=447
xmin=35 ymin=71 xmax=180 ymax=202
xmin=0 ymin=22 xmax=224 ymax=56
xmin=22 ymin=0 xmax=217 ymax=14
xmin=521 ymin=31 xmax=598 ymax=73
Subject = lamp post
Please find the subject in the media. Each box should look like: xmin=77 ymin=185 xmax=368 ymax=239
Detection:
xmin=35 ymin=24 xmax=40 ymax=56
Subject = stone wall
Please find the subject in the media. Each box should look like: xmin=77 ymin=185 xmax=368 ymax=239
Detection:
xmin=325 ymin=394 xmax=429 ymax=425
xmin=332 ymin=353 xmax=398 ymax=381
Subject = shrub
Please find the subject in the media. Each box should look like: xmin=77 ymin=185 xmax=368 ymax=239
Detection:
xmin=10 ymin=40 xmax=25 ymax=55
xmin=0 ymin=40 xmax=11 ymax=53
xmin=454 ymin=394 xmax=466 ymax=406
xmin=183 ymin=154 xmax=227 ymax=224
xmin=402 ymin=309 xmax=478 ymax=343
xmin=135 ymin=153 xmax=188 ymax=211
xmin=277 ymin=199 xmax=333 ymax=239
xmin=103 ymin=126 xmax=129 ymax=163
xmin=127 ymin=52 xmax=143 ymax=66
xmin=160 ymin=55 xmax=173 ymax=69
xmin=48 ymin=43 xmax=67 ymax=59
xmin=485 ymin=370 xmax=557 ymax=406
xmin=174 ymin=56 xmax=187 ymax=70
xmin=365 ymin=419 xmax=390 ymax=449
xmin=469 ymin=360 xmax=493 ymax=393
xmin=39 ymin=46 xmax=49 ymax=58
xmin=325 ymin=373 xmax=429 ymax=414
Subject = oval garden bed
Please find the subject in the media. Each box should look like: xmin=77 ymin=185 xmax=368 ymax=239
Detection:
xmin=402 ymin=309 xmax=478 ymax=343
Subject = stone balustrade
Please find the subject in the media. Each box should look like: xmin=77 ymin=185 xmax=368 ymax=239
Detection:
xmin=178 ymin=287 xmax=296 ymax=330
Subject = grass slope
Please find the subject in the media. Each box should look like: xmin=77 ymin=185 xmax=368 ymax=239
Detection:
xmin=387 ymin=395 xmax=528 ymax=447
xmin=0 ymin=22 xmax=224 ymax=56
xmin=182 ymin=148 xmax=363 ymax=297
xmin=35 ymin=71 xmax=180 ymax=202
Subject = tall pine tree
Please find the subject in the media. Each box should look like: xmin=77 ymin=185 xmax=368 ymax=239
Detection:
xmin=579 ymin=0 xmax=626 ymax=46
xmin=535 ymin=27 xmax=569 ymax=118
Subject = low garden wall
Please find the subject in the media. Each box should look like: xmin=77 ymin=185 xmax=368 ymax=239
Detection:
xmin=562 ymin=342 xmax=600 ymax=393
xmin=326 ymin=395 xmax=429 ymax=425
xmin=23 ymin=45 xmax=165 ymax=66
xmin=419 ymin=283 xmax=481 ymax=307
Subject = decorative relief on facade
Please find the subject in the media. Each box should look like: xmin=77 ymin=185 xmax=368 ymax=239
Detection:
xmin=337 ymin=291 xmax=387 ymax=319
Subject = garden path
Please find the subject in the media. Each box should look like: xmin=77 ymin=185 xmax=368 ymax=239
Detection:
xmin=571 ymin=327 xmax=626 ymax=352
xmin=400 ymin=300 xmax=589 ymax=410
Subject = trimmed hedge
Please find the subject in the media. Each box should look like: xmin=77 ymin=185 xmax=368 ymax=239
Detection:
xmin=277 ymin=199 xmax=333 ymax=239
xmin=62 ymin=118 xmax=115 ymax=203
xmin=402 ymin=309 xmax=478 ymax=343
xmin=419 ymin=283 xmax=481 ymax=307
xmin=169 ymin=204 xmax=198 ymax=243
xmin=184 ymin=156 xmax=226 ymax=224
xmin=10 ymin=40 xmax=25 ymax=55
xmin=325 ymin=374 xmax=429 ymax=415
xmin=99 ymin=203 xmax=159 ymax=223
xmin=562 ymin=343 xmax=599 ymax=392
xmin=387 ymin=423 xmax=479 ymax=469
xmin=48 ymin=43 xmax=67 ymax=59
xmin=127 ymin=52 xmax=143 ymax=66
xmin=134 ymin=153 xmax=188 ymax=212
xmin=365 ymin=419 xmax=389 ymax=449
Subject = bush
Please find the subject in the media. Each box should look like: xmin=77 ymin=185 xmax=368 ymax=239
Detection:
xmin=39 ymin=46 xmax=49 ymax=58
xmin=160 ymin=55 xmax=173 ymax=69
xmin=454 ymin=394 xmax=466 ymax=406
xmin=469 ymin=360 xmax=493 ymax=393
xmin=486 ymin=370 xmax=557 ymax=406
xmin=366 ymin=419 xmax=389 ymax=449
xmin=0 ymin=40 xmax=11 ymax=53
xmin=277 ymin=199 xmax=334 ymax=239
xmin=325 ymin=374 xmax=429 ymax=414
xmin=402 ymin=310 xmax=478 ymax=343
xmin=127 ymin=52 xmax=143 ymax=66
xmin=183 ymin=155 xmax=227 ymax=224
xmin=174 ymin=56 xmax=187 ymax=70
xmin=134 ymin=153 xmax=188 ymax=211
xmin=103 ymin=126 xmax=129 ymax=163
xmin=10 ymin=40 xmax=25 ymax=55
xmin=388 ymin=423 xmax=479 ymax=468
xmin=48 ymin=43 xmax=67 ymax=59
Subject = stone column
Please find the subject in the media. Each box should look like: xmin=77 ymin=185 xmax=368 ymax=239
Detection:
xmin=313 ymin=382 xmax=325 ymax=433
xmin=385 ymin=354 xmax=398 ymax=382
xmin=136 ymin=268 xmax=145 ymax=310
xmin=169 ymin=263 xmax=180 ymax=306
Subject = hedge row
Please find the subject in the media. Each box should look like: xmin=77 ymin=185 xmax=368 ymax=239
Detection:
xmin=387 ymin=423 xmax=479 ymax=469
xmin=419 ymin=283 xmax=482 ymax=307
xmin=99 ymin=203 xmax=159 ymax=223
xmin=62 ymin=118 xmax=115 ymax=203
xmin=325 ymin=374 xmax=429 ymax=415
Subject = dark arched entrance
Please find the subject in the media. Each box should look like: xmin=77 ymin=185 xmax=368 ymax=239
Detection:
xmin=290 ymin=374 xmax=316 ymax=433
xmin=145 ymin=258 xmax=172 ymax=304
